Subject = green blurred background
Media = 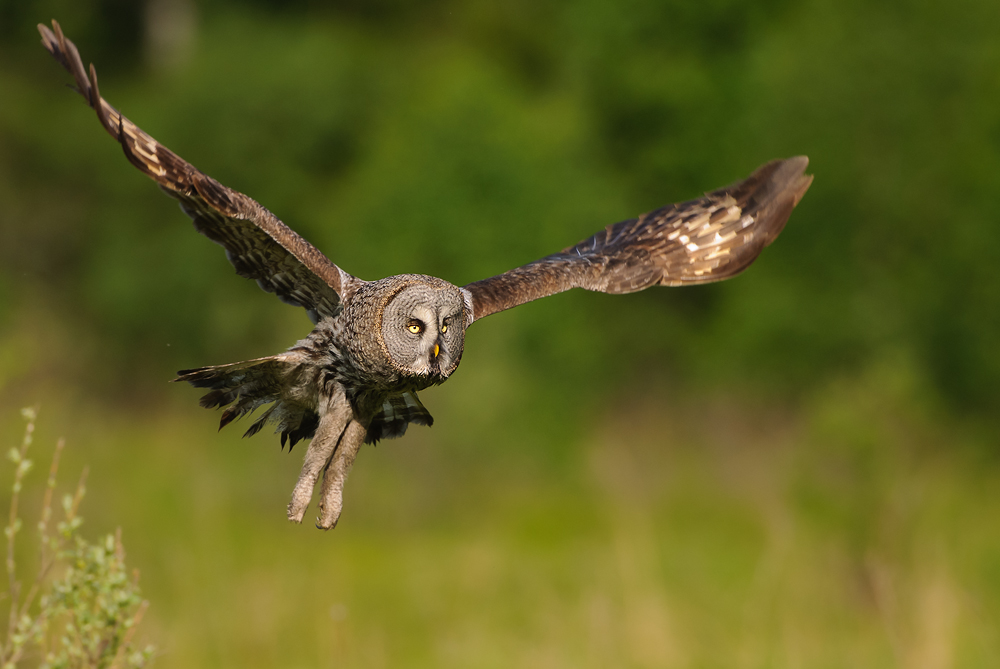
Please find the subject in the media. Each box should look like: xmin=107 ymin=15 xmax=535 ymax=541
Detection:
xmin=2 ymin=0 xmax=1000 ymax=666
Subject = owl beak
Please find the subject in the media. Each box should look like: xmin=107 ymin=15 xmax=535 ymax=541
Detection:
xmin=433 ymin=343 xmax=440 ymax=358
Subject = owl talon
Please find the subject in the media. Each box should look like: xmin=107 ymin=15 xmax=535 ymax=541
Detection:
xmin=287 ymin=449 xmax=331 ymax=523
xmin=286 ymin=494 xmax=309 ymax=524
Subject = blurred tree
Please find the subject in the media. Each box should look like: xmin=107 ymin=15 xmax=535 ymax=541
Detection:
xmin=0 ymin=0 xmax=997 ymax=419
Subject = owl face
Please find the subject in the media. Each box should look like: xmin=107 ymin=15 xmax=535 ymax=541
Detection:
xmin=381 ymin=280 xmax=465 ymax=380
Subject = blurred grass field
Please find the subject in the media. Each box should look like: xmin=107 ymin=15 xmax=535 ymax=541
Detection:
xmin=5 ymin=358 xmax=999 ymax=667
xmin=2 ymin=0 xmax=1000 ymax=666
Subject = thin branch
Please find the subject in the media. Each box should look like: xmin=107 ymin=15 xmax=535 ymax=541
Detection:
xmin=68 ymin=466 xmax=89 ymax=523
xmin=6 ymin=411 xmax=34 ymax=590
xmin=39 ymin=438 xmax=65 ymax=557
xmin=3 ymin=408 xmax=37 ymax=661
xmin=108 ymin=600 xmax=149 ymax=669
xmin=16 ymin=438 xmax=68 ymax=624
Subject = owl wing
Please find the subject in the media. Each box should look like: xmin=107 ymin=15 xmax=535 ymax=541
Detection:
xmin=461 ymin=157 xmax=812 ymax=324
xmin=39 ymin=21 xmax=363 ymax=323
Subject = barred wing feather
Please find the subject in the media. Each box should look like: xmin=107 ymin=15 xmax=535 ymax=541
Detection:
xmin=39 ymin=20 xmax=362 ymax=323
xmin=463 ymin=157 xmax=812 ymax=323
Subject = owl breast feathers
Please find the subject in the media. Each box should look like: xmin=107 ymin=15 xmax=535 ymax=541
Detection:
xmin=39 ymin=20 xmax=812 ymax=530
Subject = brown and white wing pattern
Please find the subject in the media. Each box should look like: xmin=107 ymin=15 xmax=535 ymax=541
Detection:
xmin=462 ymin=157 xmax=813 ymax=323
xmin=39 ymin=20 xmax=363 ymax=323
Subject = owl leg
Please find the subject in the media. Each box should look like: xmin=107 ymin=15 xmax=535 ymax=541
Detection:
xmin=286 ymin=386 xmax=352 ymax=524
xmin=315 ymin=419 xmax=366 ymax=529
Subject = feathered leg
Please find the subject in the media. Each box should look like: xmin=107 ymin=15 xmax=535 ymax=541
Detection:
xmin=286 ymin=384 xmax=353 ymax=524
xmin=316 ymin=419 xmax=367 ymax=529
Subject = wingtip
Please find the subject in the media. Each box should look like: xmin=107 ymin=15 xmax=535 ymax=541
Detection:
xmin=793 ymin=172 xmax=815 ymax=205
xmin=38 ymin=21 xmax=59 ymax=61
xmin=752 ymin=156 xmax=813 ymax=245
xmin=756 ymin=155 xmax=813 ymax=206
xmin=769 ymin=155 xmax=810 ymax=184
xmin=787 ymin=155 xmax=809 ymax=170
xmin=37 ymin=19 xmax=59 ymax=41
xmin=782 ymin=156 xmax=814 ymax=205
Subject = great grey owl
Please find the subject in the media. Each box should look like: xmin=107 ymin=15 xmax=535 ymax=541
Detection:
xmin=40 ymin=21 xmax=813 ymax=529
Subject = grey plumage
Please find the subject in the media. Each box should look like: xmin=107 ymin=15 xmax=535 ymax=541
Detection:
xmin=39 ymin=20 xmax=813 ymax=530
xmin=176 ymin=274 xmax=466 ymax=526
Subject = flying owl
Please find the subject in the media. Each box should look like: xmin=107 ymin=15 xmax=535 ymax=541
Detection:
xmin=39 ymin=21 xmax=813 ymax=529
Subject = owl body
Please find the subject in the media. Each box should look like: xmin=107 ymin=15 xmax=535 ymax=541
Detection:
xmin=39 ymin=20 xmax=812 ymax=529
xmin=185 ymin=273 xmax=465 ymax=443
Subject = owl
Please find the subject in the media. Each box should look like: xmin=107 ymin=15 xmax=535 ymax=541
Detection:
xmin=40 ymin=21 xmax=812 ymax=529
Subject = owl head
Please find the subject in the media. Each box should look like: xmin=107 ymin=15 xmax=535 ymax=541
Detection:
xmin=345 ymin=275 xmax=466 ymax=383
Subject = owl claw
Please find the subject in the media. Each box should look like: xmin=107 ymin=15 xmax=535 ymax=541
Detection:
xmin=287 ymin=446 xmax=332 ymax=523
xmin=286 ymin=493 xmax=309 ymax=524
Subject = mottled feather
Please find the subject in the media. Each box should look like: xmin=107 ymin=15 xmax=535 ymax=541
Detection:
xmin=463 ymin=157 xmax=812 ymax=322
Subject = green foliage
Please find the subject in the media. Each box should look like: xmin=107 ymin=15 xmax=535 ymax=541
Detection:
xmin=0 ymin=409 xmax=153 ymax=669
xmin=1 ymin=0 xmax=998 ymax=416
xmin=0 ymin=1 xmax=998 ymax=666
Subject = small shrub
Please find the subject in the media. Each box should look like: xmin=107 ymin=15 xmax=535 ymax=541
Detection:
xmin=0 ymin=408 xmax=154 ymax=668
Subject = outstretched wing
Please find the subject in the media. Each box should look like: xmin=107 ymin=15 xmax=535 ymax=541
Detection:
xmin=462 ymin=157 xmax=812 ymax=324
xmin=39 ymin=20 xmax=363 ymax=323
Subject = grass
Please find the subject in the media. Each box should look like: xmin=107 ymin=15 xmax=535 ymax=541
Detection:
xmin=3 ymin=355 xmax=998 ymax=668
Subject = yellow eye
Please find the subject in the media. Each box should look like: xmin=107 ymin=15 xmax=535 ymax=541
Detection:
xmin=407 ymin=322 xmax=422 ymax=334
xmin=441 ymin=323 xmax=448 ymax=333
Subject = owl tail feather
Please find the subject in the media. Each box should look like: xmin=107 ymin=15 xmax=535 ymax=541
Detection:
xmin=175 ymin=355 xmax=319 ymax=450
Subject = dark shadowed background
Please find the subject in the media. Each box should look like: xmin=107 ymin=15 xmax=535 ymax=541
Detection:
xmin=1 ymin=0 xmax=999 ymax=666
